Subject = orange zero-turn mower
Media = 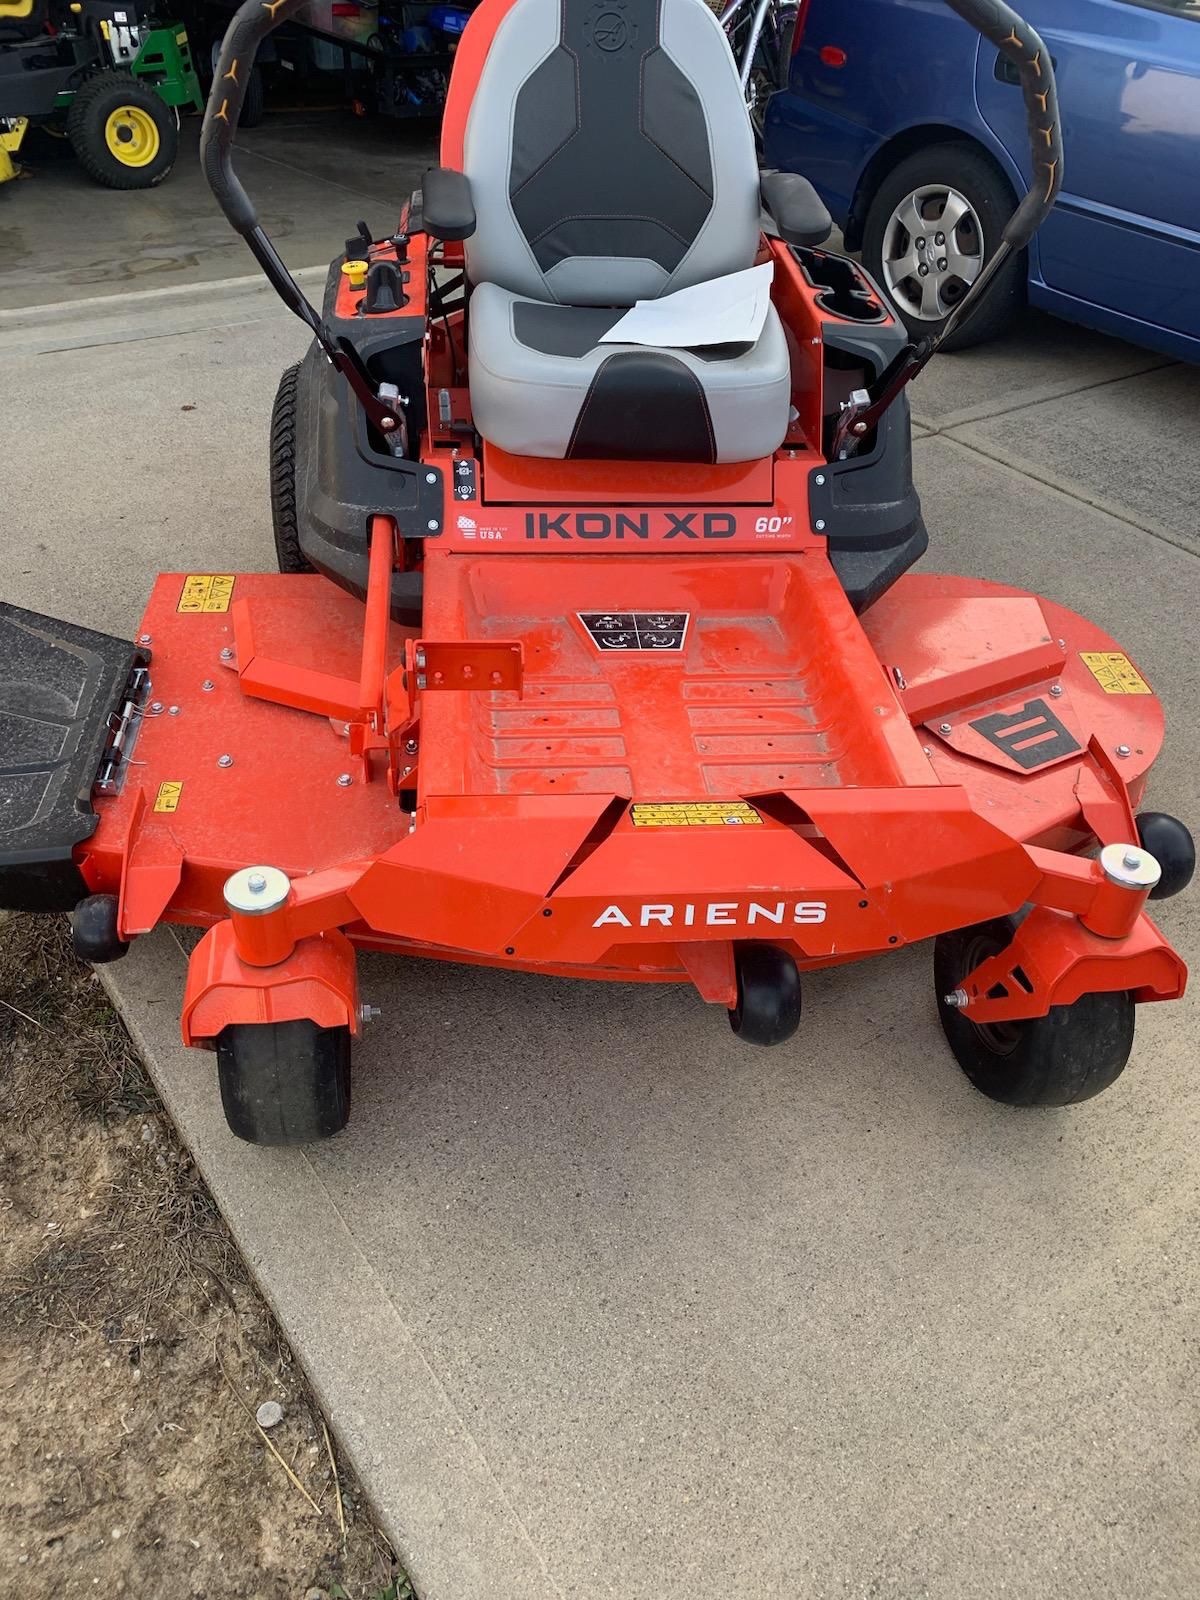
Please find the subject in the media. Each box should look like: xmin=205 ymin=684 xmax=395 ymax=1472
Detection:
xmin=2 ymin=0 xmax=1193 ymax=1142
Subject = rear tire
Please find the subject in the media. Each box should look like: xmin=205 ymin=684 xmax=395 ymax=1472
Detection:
xmin=66 ymin=71 xmax=177 ymax=190
xmin=862 ymin=143 xmax=1024 ymax=352
xmin=216 ymin=1019 xmax=352 ymax=1144
xmin=934 ymin=916 xmax=1134 ymax=1106
xmin=239 ymin=63 xmax=266 ymax=128
xmin=269 ymin=361 xmax=314 ymax=574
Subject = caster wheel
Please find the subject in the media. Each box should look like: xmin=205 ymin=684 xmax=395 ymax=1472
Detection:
xmin=1136 ymin=813 xmax=1194 ymax=900
xmin=728 ymin=944 xmax=801 ymax=1047
xmin=216 ymin=1019 xmax=352 ymax=1144
xmin=70 ymin=893 xmax=129 ymax=963
xmin=934 ymin=916 xmax=1134 ymax=1106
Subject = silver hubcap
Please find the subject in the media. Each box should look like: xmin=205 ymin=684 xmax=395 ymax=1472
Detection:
xmin=881 ymin=184 xmax=984 ymax=322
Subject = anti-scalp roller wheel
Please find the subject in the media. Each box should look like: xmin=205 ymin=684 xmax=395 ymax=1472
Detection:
xmin=728 ymin=944 xmax=802 ymax=1046
xmin=1135 ymin=813 xmax=1195 ymax=901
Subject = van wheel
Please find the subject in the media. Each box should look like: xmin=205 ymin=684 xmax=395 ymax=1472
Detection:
xmin=862 ymin=143 xmax=1025 ymax=351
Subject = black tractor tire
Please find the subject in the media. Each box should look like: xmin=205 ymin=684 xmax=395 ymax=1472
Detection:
xmin=729 ymin=944 xmax=802 ymax=1047
xmin=934 ymin=915 xmax=1135 ymax=1107
xmin=216 ymin=1019 xmax=352 ymax=1144
xmin=239 ymin=63 xmax=265 ymax=128
xmin=861 ymin=142 xmax=1025 ymax=352
xmin=269 ymin=361 xmax=314 ymax=574
xmin=66 ymin=70 xmax=177 ymax=190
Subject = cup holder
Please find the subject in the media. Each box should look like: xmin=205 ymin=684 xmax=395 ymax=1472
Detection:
xmin=790 ymin=246 xmax=887 ymax=324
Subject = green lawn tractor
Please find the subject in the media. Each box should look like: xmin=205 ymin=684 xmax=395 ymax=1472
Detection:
xmin=0 ymin=0 xmax=202 ymax=188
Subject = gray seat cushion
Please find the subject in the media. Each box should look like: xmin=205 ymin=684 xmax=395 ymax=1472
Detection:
xmin=468 ymin=281 xmax=791 ymax=463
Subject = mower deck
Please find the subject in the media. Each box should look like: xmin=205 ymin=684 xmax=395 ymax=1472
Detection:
xmin=20 ymin=549 xmax=1169 ymax=1033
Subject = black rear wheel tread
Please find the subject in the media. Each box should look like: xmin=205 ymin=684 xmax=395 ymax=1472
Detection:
xmin=239 ymin=63 xmax=266 ymax=128
xmin=269 ymin=361 xmax=314 ymax=574
xmin=934 ymin=915 xmax=1134 ymax=1107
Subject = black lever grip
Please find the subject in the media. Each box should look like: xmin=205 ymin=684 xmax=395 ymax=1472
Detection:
xmin=200 ymin=0 xmax=309 ymax=234
xmin=941 ymin=0 xmax=1063 ymax=249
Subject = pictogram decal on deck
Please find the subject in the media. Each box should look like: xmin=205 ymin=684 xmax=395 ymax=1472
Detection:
xmin=579 ymin=612 xmax=689 ymax=651
xmin=178 ymin=575 xmax=235 ymax=613
xmin=153 ymin=781 xmax=183 ymax=813
xmin=631 ymin=801 xmax=763 ymax=827
xmin=1080 ymin=651 xmax=1151 ymax=695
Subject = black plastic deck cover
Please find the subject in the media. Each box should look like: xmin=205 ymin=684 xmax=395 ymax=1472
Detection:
xmin=0 ymin=603 xmax=137 ymax=911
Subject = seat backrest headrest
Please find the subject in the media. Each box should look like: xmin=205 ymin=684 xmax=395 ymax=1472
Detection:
xmin=449 ymin=0 xmax=761 ymax=306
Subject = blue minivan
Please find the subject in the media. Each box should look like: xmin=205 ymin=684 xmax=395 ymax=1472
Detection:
xmin=762 ymin=0 xmax=1200 ymax=357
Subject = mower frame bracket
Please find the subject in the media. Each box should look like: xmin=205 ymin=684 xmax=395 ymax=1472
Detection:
xmin=409 ymin=639 xmax=524 ymax=695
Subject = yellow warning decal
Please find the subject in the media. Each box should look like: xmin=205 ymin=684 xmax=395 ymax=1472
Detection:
xmin=153 ymin=781 xmax=183 ymax=814
xmin=631 ymin=801 xmax=763 ymax=828
xmin=1080 ymin=651 xmax=1151 ymax=696
xmin=177 ymin=575 xmax=235 ymax=613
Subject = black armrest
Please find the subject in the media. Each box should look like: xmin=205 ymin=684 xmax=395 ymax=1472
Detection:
xmin=421 ymin=167 xmax=476 ymax=242
xmin=759 ymin=170 xmax=832 ymax=248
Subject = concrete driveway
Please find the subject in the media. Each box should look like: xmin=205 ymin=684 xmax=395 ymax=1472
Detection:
xmin=0 ymin=113 xmax=437 ymax=308
xmin=2 ymin=126 xmax=1198 ymax=1600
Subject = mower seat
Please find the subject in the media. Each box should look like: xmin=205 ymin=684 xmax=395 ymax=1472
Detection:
xmin=456 ymin=0 xmax=791 ymax=464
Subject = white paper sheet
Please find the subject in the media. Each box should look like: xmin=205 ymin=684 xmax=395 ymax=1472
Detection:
xmin=597 ymin=262 xmax=774 ymax=349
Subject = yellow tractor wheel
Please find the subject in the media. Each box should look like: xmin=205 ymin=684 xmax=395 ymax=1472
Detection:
xmin=66 ymin=70 xmax=177 ymax=190
xmin=103 ymin=104 xmax=161 ymax=168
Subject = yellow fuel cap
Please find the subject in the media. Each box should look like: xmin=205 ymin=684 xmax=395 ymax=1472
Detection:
xmin=341 ymin=258 xmax=368 ymax=288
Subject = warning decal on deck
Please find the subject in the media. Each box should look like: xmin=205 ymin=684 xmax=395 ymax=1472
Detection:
xmin=153 ymin=781 xmax=183 ymax=814
xmin=1080 ymin=651 xmax=1151 ymax=695
xmin=177 ymin=575 xmax=235 ymax=613
xmin=631 ymin=801 xmax=763 ymax=828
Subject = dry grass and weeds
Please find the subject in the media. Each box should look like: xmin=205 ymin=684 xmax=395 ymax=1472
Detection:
xmin=0 ymin=914 xmax=412 ymax=1599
